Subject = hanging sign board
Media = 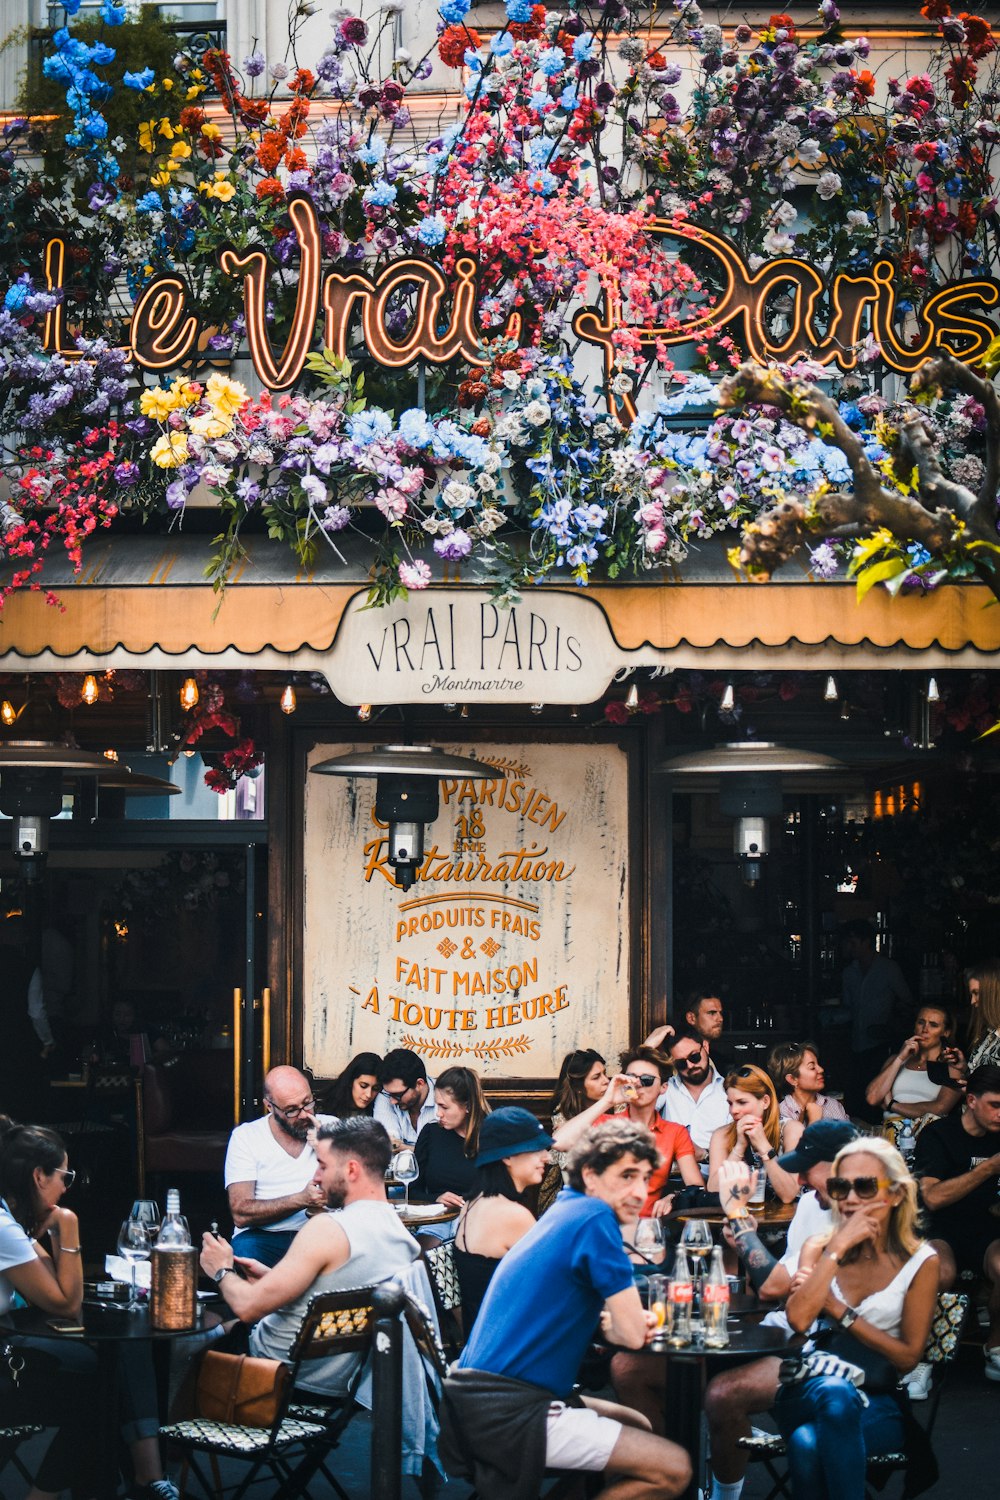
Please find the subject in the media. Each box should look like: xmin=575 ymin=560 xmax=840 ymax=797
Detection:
xmin=326 ymin=588 xmax=625 ymax=705
xmin=302 ymin=740 xmax=629 ymax=1080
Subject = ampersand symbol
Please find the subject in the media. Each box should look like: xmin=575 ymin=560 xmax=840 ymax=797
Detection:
xmin=460 ymin=936 xmax=476 ymax=959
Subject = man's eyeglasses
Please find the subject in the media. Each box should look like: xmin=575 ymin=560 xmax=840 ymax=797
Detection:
xmin=826 ymin=1175 xmax=892 ymax=1202
xmin=383 ymin=1088 xmax=412 ymax=1103
xmin=54 ymin=1167 xmax=76 ymax=1188
xmin=674 ymin=1050 xmax=703 ymax=1069
xmin=626 ymin=1073 xmax=659 ymax=1089
xmin=267 ymin=1098 xmax=316 ymax=1120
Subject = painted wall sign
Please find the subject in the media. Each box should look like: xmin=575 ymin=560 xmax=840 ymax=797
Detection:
xmin=40 ymin=199 xmax=999 ymax=414
xmin=326 ymin=588 xmax=626 ymax=705
xmin=302 ymin=741 xmax=630 ymax=1080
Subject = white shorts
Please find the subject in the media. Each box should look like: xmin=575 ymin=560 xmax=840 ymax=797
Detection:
xmin=545 ymin=1401 xmax=623 ymax=1471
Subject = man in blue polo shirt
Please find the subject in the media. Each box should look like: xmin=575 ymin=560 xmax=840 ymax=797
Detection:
xmin=441 ymin=1117 xmax=691 ymax=1500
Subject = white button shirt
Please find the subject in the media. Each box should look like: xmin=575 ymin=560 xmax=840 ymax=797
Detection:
xmin=657 ymin=1068 xmax=731 ymax=1153
xmin=373 ymin=1076 xmax=437 ymax=1144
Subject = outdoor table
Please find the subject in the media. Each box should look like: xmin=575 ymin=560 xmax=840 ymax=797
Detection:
xmin=640 ymin=1320 xmax=801 ymax=1500
xmin=668 ymin=1201 xmax=797 ymax=1228
xmin=1 ymin=1299 xmax=222 ymax=1500
xmin=393 ymin=1202 xmax=461 ymax=1232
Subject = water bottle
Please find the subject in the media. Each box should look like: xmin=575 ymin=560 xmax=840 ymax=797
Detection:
xmin=151 ymin=1188 xmax=196 ymax=1329
xmin=702 ymin=1246 xmax=731 ymax=1348
xmin=665 ymin=1247 xmax=693 ymax=1347
xmin=897 ymin=1119 xmax=916 ymax=1166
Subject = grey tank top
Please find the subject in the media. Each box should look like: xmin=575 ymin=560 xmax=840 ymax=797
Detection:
xmin=250 ymin=1199 xmax=418 ymax=1392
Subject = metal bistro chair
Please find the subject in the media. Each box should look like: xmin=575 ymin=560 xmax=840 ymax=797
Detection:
xmin=421 ymin=1240 xmax=465 ymax=1359
xmin=162 ymin=1286 xmax=375 ymax=1500
xmin=0 ymin=1422 xmax=45 ymax=1493
xmin=735 ymin=1291 xmax=969 ymax=1500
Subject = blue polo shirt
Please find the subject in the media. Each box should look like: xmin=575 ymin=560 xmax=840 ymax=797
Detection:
xmin=457 ymin=1188 xmax=634 ymax=1399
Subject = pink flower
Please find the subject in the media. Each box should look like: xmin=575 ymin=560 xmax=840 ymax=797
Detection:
xmin=644 ymin=527 xmax=668 ymax=554
xmin=399 ymin=560 xmax=431 ymax=590
xmin=375 ymin=488 xmax=408 ymax=520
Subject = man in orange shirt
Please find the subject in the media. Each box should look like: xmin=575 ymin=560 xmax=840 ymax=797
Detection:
xmin=599 ymin=1048 xmax=703 ymax=1216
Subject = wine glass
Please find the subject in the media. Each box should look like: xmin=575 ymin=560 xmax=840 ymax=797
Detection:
xmin=632 ymin=1216 xmax=666 ymax=1266
xmin=117 ymin=1217 xmax=151 ymax=1312
xmin=393 ymin=1149 xmax=418 ymax=1212
xmin=129 ymin=1199 xmax=161 ymax=1239
xmin=680 ymin=1218 xmax=714 ymax=1305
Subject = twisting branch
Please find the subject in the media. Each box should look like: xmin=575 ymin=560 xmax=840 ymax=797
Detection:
xmin=721 ymin=360 xmax=999 ymax=585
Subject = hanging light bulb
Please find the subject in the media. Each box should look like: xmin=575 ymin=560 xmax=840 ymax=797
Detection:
xmin=179 ymin=677 xmax=200 ymax=711
xmin=824 ymin=674 xmax=838 ymax=702
xmin=103 ymin=748 xmax=119 ymax=762
xmin=182 ymin=749 xmax=196 ymax=758
xmin=459 ymin=705 xmax=470 ymax=719
xmin=81 ymin=674 xmax=99 ymax=706
xmin=0 ymin=701 xmax=15 ymax=728
xmin=569 ymin=707 xmax=579 ymax=721
xmin=625 ymin=682 xmax=640 ymax=712
xmin=720 ymin=681 xmax=735 ymax=713
xmin=926 ymin=676 xmax=940 ymax=703
xmin=357 ymin=703 xmax=372 ymax=722
xmin=840 ymin=699 xmax=851 ymax=721
xmin=530 ymin=703 xmax=544 ymax=716
xmin=280 ymin=684 xmax=297 ymax=715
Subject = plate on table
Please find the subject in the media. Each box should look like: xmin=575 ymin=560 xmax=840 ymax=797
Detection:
xmin=397 ymin=1204 xmax=452 ymax=1221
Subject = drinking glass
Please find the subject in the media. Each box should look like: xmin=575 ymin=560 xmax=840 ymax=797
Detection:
xmin=680 ymin=1219 xmax=714 ymax=1304
xmin=117 ymin=1217 xmax=151 ymax=1312
xmin=632 ymin=1216 xmax=665 ymax=1266
xmin=129 ymin=1199 xmax=161 ymax=1238
xmin=393 ymin=1149 xmax=418 ymax=1211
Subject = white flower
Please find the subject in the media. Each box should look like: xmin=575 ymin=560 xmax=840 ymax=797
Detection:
xmin=201 ymin=464 xmax=231 ymax=487
xmin=442 ymin=480 xmax=475 ymax=511
xmin=772 ymin=200 xmax=797 ymax=226
xmin=763 ymin=229 xmax=795 ymax=255
xmin=214 ymin=440 xmax=239 ymax=461
xmin=248 ymin=444 xmax=274 ymax=465
xmin=523 ymin=400 xmax=551 ymax=426
xmin=502 ymin=371 xmax=522 ymax=391
xmin=816 ymin=171 xmax=842 ymax=201
xmin=797 ymin=138 xmax=822 ymax=165
xmin=846 ymin=210 xmax=871 ymax=229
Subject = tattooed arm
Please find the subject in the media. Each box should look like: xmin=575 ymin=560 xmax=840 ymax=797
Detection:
xmin=729 ymin=1220 xmax=790 ymax=1301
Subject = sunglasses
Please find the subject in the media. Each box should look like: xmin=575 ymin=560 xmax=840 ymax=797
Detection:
xmin=826 ymin=1176 xmax=893 ymax=1202
xmin=675 ymin=1050 xmax=703 ymax=1068
xmin=626 ymin=1074 xmax=659 ymax=1088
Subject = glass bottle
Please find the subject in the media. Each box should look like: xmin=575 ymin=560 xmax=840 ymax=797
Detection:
xmin=702 ymin=1246 xmax=731 ymax=1348
xmin=665 ymin=1247 xmax=693 ymax=1347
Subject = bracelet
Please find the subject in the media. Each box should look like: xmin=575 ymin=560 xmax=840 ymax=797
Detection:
xmin=823 ymin=1248 xmax=840 ymax=1265
xmin=59 ymin=1246 xmax=82 ymax=1255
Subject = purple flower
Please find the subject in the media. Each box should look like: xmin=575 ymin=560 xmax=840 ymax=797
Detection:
xmin=322 ymin=504 xmax=351 ymax=532
xmin=114 ymin=461 xmax=140 ymax=487
xmin=243 ymin=51 xmax=266 ymax=77
xmin=338 ymin=17 xmax=369 ymax=47
xmin=433 ymin=529 xmax=473 ymax=561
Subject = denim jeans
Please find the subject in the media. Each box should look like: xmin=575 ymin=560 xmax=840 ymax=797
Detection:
xmin=232 ymin=1227 xmax=297 ymax=1266
xmin=773 ymin=1375 xmax=904 ymax=1500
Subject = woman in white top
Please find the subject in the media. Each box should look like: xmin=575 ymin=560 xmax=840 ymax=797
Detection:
xmin=776 ymin=1137 xmax=939 ymax=1500
xmin=0 ymin=1119 xmax=175 ymax=1500
xmin=864 ymin=1006 xmax=963 ymax=1137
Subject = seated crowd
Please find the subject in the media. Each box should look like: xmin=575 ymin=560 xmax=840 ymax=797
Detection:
xmin=3 ymin=976 xmax=1000 ymax=1500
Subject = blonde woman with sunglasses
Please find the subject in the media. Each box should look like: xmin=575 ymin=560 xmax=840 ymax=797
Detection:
xmin=776 ymin=1136 xmax=939 ymax=1500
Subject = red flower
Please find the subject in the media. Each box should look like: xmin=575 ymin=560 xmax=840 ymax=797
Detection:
xmin=960 ymin=13 xmax=995 ymax=55
xmin=508 ymin=4 xmax=546 ymax=40
xmin=768 ymin=14 xmax=796 ymax=39
xmin=920 ymin=0 xmax=952 ymax=17
xmin=256 ymin=177 xmax=285 ymax=202
xmin=604 ymin=701 xmax=630 ymax=725
xmin=439 ymin=25 xmax=479 ymax=68
xmin=288 ymin=68 xmax=316 ymax=94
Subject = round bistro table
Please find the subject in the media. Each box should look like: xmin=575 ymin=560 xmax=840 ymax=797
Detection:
xmin=1 ymin=1300 xmax=222 ymax=1500
xmin=640 ymin=1320 xmax=801 ymax=1500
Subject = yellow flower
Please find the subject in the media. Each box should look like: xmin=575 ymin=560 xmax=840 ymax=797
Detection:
xmin=151 ymin=433 xmax=190 ymax=468
xmin=170 ymin=140 xmax=192 ymax=160
xmin=189 ymin=411 xmax=232 ymax=440
xmin=209 ymin=179 xmax=236 ymax=202
xmin=157 ymin=117 xmax=175 ymax=139
xmin=139 ymin=386 xmax=180 ymax=420
xmin=205 ymin=372 xmax=248 ymax=417
xmin=162 ymin=78 xmax=174 ymax=91
xmin=169 ymin=378 xmax=200 ymax=408
xmin=185 ymin=85 xmax=203 ymax=101
xmin=201 ymin=122 xmax=222 ymax=141
xmin=150 ymin=170 xmax=172 ymax=186
xmin=138 ymin=122 xmax=156 ymax=153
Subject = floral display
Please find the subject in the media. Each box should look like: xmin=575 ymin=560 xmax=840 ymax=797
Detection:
xmin=1 ymin=2 xmax=999 ymax=625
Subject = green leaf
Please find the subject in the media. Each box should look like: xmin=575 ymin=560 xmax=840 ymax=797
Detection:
xmin=855 ymin=556 xmax=907 ymax=601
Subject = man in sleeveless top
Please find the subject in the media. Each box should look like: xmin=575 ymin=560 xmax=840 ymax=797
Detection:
xmin=201 ymin=1117 xmax=418 ymax=1393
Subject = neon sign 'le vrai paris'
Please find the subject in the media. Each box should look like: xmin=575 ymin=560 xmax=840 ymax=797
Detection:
xmin=40 ymin=196 xmax=1000 ymax=416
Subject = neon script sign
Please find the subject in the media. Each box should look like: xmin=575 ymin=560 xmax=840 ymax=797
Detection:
xmin=39 ymin=197 xmax=1000 ymax=406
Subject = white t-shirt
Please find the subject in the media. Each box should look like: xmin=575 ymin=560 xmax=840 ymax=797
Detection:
xmin=0 ymin=1199 xmax=37 ymax=1314
xmin=224 ymin=1115 xmax=336 ymax=1236
xmin=658 ymin=1071 xmax=731 ymax=1152
xmin=762 ymin=1189 xmax=833 ymax=1334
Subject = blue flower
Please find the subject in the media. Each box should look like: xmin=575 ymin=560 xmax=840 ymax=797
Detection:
xmin=123 ymin=69 xmax=155 ymax=91
xmin=491 ymin=32 xmax=514 ymax=57
xmin=537 ymin=48 xmax=565 ymax=77
xmin=417 ymin=214 xmax=447 ymax=247
xmin=4 ymin=279 xmax=30 ymax=313
xmin=439 ymin=0 xmax=471 ymax=22
xmin=559 ymin=85 xmax=579 ymax=110
xmin=399 ymin=409 xmax=437 ymax=448
xmin=363 ymin=181 xmax=397 ymax=206
xmin=573 ymin=33 xmax=595 ymax=63
xmin=135 ymin=191 xmax=163 ymax=214
xmin=505 ymin=0 xmax=534 ymax=22
xmin=357 ymin=135 xmax=386 ymax=165
xmin=89 ymin=42 xmax=116 ymax=65
xmin=526 ymin=168 xmax=558 ymax=195
xmin=99 ymin=2 xmax=127 ymax=25
xmin=42 ymin=56 xmax=74 ymax=85
xmin=83 ymin=113 xmax=108 ymax=140
xmin=347 ymin=408 xmax=394 ymax=446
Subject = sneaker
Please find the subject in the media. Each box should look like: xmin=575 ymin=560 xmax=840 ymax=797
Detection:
xmin=131 ymin=1482 xmax=180 ymax=1500
xmin=902 ymin=1362 xmax=932 ymax=1401
xmin=985 ymin=1346 xmax=1000 ymax=1384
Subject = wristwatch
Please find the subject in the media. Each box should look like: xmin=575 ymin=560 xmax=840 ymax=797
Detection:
xmin=213 ymin=1265 xmax=236 ymax=1284
xmin=763 ymin=1148 xmax=778 ymax=1161
xmin=838 ymin=1306 xmax=859 ymax=1330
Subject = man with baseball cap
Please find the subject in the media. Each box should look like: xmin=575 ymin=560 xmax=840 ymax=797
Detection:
xmin=440 ymin=1118 xmax=691 ymax=1500
xmin=703 ymin=1119 xmax=858 ymax=1500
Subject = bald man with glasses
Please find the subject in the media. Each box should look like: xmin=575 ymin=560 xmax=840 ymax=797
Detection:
xmin=224 ymin=1066 xmax=336 ymax=1267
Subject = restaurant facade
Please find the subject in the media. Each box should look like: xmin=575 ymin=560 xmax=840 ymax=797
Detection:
xmin=2 ymin=1 xmax=1000 ymax=1124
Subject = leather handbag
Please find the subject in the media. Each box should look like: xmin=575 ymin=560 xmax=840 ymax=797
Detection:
xmin=195 ymin=1350 xmax=290 ymax=1428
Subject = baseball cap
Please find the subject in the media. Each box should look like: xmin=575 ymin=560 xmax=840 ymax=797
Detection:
xmin=475 ymin=1107 xmax=553 ymax=1167
xmin=777 ymin=1119 xmax=857 ymax=1174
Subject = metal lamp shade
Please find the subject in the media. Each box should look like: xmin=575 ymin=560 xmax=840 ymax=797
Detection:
xmin=310 ymin=744 xmax=503 ymax=780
